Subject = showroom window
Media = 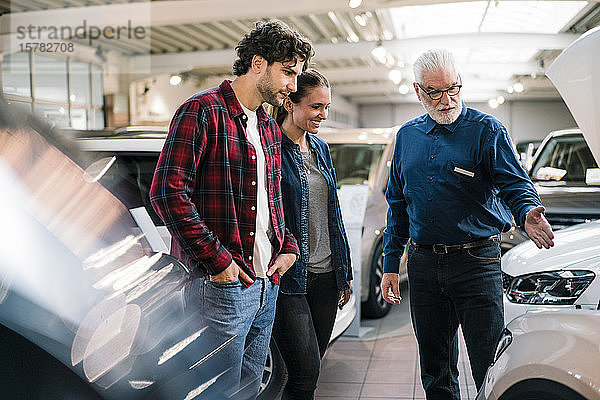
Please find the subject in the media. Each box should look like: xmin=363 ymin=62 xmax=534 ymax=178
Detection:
xmin=1 ymin=52 xmax=104 ymax=129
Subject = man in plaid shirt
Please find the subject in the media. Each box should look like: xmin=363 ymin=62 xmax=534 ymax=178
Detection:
xmin=150 ymin=20 xmax=312 ymax=399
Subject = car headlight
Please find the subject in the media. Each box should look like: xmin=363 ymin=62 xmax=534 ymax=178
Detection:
xmin=493 ymin=328 xmax=512 ymax=362
xmin=505 ymin=270 xmax=594 ymax=305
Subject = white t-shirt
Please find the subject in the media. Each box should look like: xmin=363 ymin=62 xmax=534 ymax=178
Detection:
xmin=240 ymin=104 xmax=273 ymax=278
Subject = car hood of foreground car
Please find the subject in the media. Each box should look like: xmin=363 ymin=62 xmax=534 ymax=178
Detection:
xmin=502 ymin=219 xmax=600 ymax=276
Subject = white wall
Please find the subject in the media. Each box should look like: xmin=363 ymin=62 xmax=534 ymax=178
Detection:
xmin=129 ymin=74 xmax=211 ymax=125
xmin=359 ymin=100 xmax=576 ymax=143
xmin=325 ymin=93 xmax=359 ymax=128
xmin=131 ymin=74 xmax=360 ymax=127
xmin=506 ymin=101 xmax=577 ymax=142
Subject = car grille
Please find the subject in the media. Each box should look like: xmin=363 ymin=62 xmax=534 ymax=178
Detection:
xmin=502 ymin=272 xmax=513 ymax=292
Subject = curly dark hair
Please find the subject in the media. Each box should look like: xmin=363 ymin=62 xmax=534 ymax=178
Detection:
xmin=232 ymin=20 xmax=314 ymax=76
xmin=275 ymin=69 xmax=330 ymax=126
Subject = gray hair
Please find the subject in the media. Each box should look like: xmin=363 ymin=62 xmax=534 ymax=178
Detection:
xmin=413 ymin=49 xmax=457 ymax=84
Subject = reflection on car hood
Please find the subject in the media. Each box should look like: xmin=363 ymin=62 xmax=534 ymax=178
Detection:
xmin=508 ymin=310 xmax=600 ymax=344
xmin=502 ymin=220 xmax=600 ymax=275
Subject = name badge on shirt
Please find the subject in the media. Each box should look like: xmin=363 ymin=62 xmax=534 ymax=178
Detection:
xmin=454 ymin=166 xmax=475 ymax=178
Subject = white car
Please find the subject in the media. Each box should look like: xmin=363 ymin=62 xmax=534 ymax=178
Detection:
xmin=73 ymin=127 xmax=356 ymax=398
xmin=317 ymin=127 xmax=404 ymax=318
xmin=500 ymin=26 xmax=600 ymax=325
xmin=478 ymin=25 xmax=600 ymax=400
xmin=502 ymin=219 xmax=600 ymax=324
xmin=477 ymin=311 xmax=600 ymax=400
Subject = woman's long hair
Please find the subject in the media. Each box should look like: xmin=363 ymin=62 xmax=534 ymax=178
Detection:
xmin=274 ymin=69 xmax=330 ymax=127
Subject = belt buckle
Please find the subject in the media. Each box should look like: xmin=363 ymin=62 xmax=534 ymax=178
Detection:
xmin=432 ymin=243 xmax=447 ymax=254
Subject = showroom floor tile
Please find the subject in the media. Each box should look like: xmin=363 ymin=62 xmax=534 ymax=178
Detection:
xmin=315 ymin=284 xmax=477 ymax=400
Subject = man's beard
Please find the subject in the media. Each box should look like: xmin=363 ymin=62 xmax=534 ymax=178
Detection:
xmin=257 ymin=70 xmax=285 ymax=107
xmin=422 ymin=100 xmax=462 ymax=125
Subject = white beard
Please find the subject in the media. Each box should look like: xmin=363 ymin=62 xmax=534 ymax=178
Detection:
xmin=422 ymin=100 xmax=462 ymax=125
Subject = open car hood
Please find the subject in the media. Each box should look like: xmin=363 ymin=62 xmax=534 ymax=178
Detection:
xmin=547 ymin=26 xmax=600 ymax=166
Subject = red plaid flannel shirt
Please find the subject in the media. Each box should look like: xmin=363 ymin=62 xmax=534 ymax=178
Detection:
xmin=150 ymin=80 xmax=299 ymax=284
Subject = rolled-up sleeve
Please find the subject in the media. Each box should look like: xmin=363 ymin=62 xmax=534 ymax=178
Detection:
xmin=280 ymin=228 xmax=299 ymax=257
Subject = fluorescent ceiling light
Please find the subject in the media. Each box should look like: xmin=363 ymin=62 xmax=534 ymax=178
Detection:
xmin=513 ymin=82 xmax=524 ymax=93
xmin=169 ymin=75 xmax=182 ymax=85
xmin=389 ymin=69 xmax=402 ymax=84
xmin=354 ymin=14 xmax=367 ymax=27
xmin=348 ymin=0 xmax=362 ymax=9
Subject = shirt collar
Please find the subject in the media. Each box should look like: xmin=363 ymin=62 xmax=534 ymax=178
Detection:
xmin=425 ymin=102 xmax=467 ymax=134
xmin=282 ymin=132 xmax=295 ymax=147
xmin=219 ymin=79 xmax=269 ymax=122
xmin=282 ymin=132 xmax=316 ymax=152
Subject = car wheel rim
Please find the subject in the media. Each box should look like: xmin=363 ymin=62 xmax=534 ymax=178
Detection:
xmin=259 ymin=346 xmax=273 ymax=394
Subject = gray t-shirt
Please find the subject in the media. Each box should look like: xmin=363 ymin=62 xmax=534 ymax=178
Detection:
xmin=301 ymin=149 xmax=333 ymax=273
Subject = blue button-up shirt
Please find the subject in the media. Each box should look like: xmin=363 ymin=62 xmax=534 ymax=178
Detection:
xmin=383 ymin=104 xmax=541 ymax=273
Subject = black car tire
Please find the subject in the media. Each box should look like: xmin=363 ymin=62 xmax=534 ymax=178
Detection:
xmin=362 ymin=241 xmax=392 ymax=319
xmin=257 ymin=339 xmax=287 ymax=400
xmin=499 ymin=379 xmax=586 ymax=400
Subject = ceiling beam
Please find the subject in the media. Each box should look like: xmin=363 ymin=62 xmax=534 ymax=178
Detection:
xmin=332 ymin=79 xmax=520 ymax=96
xmin=127 ymin=32 xmax=578 ymax=77
xmin=351 ymin=90 xmax=561 ymax=105
xmin=320 ymin=62 xmax=541 ymax=82
xmin=3 ymin=0 xmax=596 ymax=33
xmin=0 ymin=1 xmax=458 ymax=32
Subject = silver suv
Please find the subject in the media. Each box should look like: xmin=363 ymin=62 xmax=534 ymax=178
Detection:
xmin=500 ymin=128 xmax=600 ymax=253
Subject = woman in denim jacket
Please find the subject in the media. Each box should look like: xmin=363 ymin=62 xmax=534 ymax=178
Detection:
xmin=272 ymin=69 xmax=353 ymax=400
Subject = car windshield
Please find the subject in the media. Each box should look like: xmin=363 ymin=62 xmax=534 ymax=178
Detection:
xmin=328 ymin=143 xmax=386 ymax=189
xmin=530 ymin=134 xmax=599 ymax=183
xmin=79 ymin=151 xmax=162 ymax=225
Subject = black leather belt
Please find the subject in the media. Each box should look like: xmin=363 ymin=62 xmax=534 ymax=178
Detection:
xmin=411 ymin=234 xmax=500 ymax=255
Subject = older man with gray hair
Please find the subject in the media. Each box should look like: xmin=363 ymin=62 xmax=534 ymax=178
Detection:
xmin=381 ymin=49 xmax=554 ymax=399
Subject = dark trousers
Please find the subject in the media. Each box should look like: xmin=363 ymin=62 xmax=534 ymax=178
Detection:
xmin=407 ymin=241 xmax=504 ymax=400
xmin=272 ymin=271 xmax=339 ymax=400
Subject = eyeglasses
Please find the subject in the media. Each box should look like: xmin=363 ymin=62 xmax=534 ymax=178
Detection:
xmin=417 ymin=83 xmax=462 ymax=101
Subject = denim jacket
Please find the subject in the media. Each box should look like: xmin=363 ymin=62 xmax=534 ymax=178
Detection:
xmin=280 ymin=133 xmax=353 ymax=295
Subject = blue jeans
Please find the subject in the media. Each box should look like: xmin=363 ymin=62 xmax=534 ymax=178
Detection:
xmin=186 ymin=277 xmax=279 ymax=399
xmin=407 ymin=240 xmax=503 ymax=400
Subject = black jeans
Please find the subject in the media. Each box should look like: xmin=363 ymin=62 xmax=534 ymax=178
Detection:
xmin=272 ymin=270 xmax=339 ymax=400
xmin=407 ymin=241 xmax=504 ymax=400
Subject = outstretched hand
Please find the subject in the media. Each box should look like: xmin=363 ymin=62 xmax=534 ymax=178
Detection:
xmin=524 ymin=206 xmax=554 ymax=249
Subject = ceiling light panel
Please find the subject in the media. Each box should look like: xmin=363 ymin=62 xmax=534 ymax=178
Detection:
xmin=479 ymin=1 xmax=588 ymax=33
xmin=389 ymin=1 xmax=588 ymax=38
xmin=390 ymin=2 xmax=487 ymax=38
